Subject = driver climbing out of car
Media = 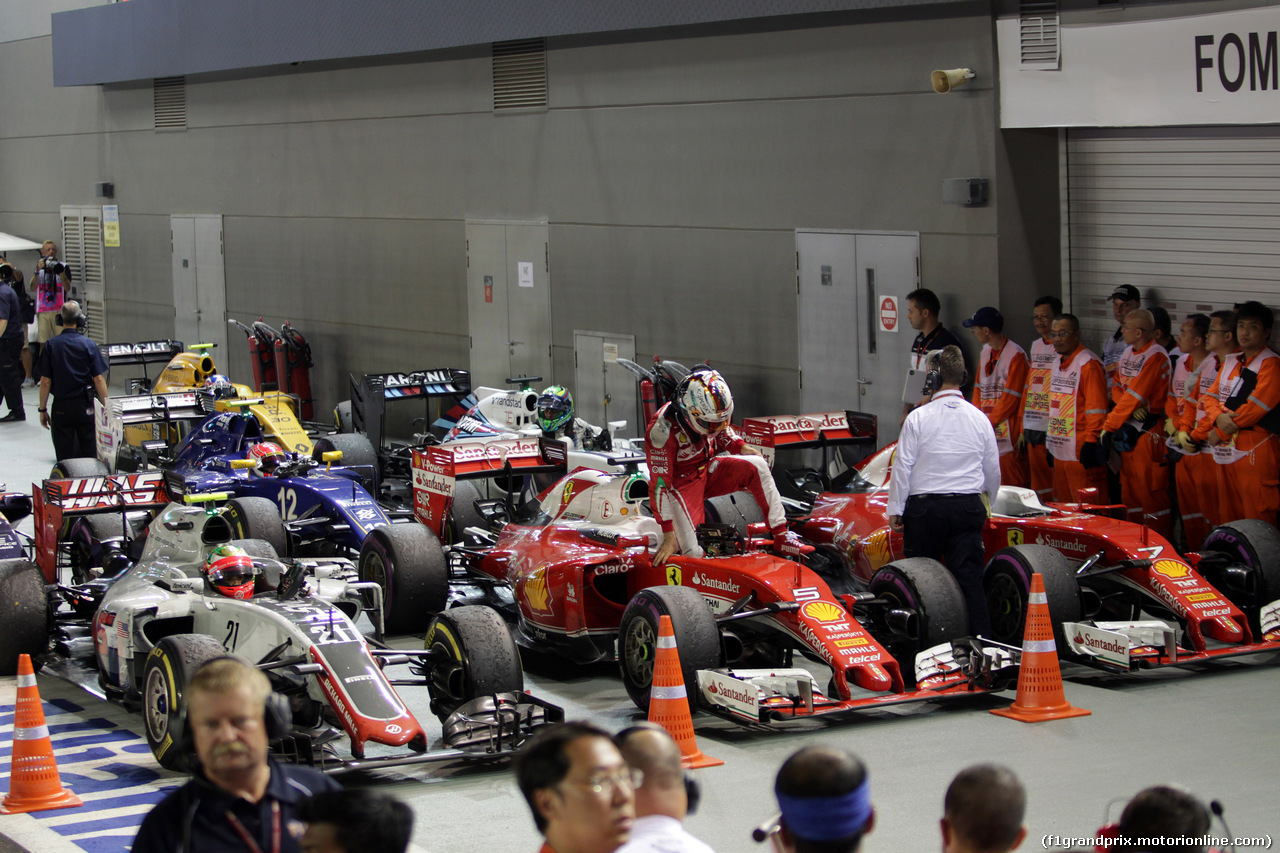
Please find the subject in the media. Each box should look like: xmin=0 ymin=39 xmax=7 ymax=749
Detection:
xmin=644 ymin=367 xmax=811 ymax=565
xmin=248 ymin=441 xmax=288 ymax=475
xmin=203 ymin=544 xmax=259 ymax=600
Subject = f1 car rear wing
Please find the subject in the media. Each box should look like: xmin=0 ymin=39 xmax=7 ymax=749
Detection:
xmin=410 ymin=437 xmax=566 ymax=538
xmin=33 ymin=471 xmax=171 ymax=581
xmin=94 ymin=392 xmax=207 ymax=471
xmin=741 ymin=411 xmax=878 ymax=466
xmin=105 ymin=340 xmax=186 ymax=394
xmin=349 ymin=368 xmax=471 ymax=453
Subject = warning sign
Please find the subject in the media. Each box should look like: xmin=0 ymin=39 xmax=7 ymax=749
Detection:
xmin=880 ymin=296 xmax=899 ymax=333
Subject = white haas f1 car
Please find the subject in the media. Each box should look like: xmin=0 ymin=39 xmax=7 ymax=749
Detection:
xmin=6 ymin=472 xmax=561 ymax=773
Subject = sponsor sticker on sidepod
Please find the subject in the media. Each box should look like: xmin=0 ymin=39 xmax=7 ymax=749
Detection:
xmin=697 ymin=671 xmax=760 ymax=722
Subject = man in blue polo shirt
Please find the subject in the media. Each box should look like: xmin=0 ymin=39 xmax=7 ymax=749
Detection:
xmin=35 ymin=301 xmax=109 ymax=460
xmin=0 ymin=262 xmax=25 ymax=421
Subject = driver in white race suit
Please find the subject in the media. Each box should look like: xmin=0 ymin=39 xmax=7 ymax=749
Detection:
xmin=645 ymin=368 xmax=811 ymax=565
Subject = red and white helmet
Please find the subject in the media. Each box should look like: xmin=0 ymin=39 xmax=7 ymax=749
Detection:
xmin=203 ymin=544 xmax=257 ymax=600
xmin=677 ymin=369 xmax=734 ymax=435
xmin=248 ymin=442 xmax=287 ymax=473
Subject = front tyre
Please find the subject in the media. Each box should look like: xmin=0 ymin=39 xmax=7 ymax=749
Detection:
xmin=424 ymin=606 xmax=523 ymax=722
xmin=982 ymin=545 xmax=1081 ymax=651
xmin=141 ymin=634 xmax=226 ymax=772
xmin=0 ymin=559 xmax=50 ymax=675
xmin=223 ymin=497 xmax=288 ymax=558
xmin=358 ymin=524 xmax=448 ymax=634
xmin=1200 ymin=519 xmax=1280 ymax=636
xmin=618 ymin=586 xmax=721 ymax=713
xmin=870 ymin=557 xmax=970 ymax=685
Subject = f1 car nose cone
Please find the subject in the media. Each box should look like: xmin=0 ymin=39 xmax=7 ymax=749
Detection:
xmin=848 ymin=662 xmax=893 ymax=693
xmin=1203 ymin=615 xmax=1245 ymax=644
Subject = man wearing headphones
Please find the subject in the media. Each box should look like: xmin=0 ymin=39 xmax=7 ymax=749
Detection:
xmin=132 ymin=657 xmax=340 ymax=853
xmin=887 ymin=345 xmax=1000 ymax=637
xmin=614 ymin=724 xmax=713 ymax=853
xmin=34 ymin=301 xmax=109 ymax=460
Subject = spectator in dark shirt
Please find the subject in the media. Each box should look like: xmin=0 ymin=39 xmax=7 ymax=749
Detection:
xmin=0 ymin=262 xmax=25 ymax=421
xmin=35 ymin=301 xmax=109 ymax=459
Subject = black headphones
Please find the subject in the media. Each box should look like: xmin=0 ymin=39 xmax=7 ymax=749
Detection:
xmin=614 ymin=724 xmax=701 ymax=815
xmin=171 ymin=656 xmax=292 ymax=758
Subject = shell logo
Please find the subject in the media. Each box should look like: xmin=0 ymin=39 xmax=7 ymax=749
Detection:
xmin=525 ymin=570 xmax=552 ymax=613
xmin=1152 ymin=559 xmax=1191 ymax=579
xmin=802 ymin=601 xmax=846 ymax=623
xmin=865 ymin=528 xmax=892 ymax=572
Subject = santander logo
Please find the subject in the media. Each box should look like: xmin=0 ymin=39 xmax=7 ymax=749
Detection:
xmin=706 ymin=680 xmax=757 ymax=705
xmin=1073 ymin=631 xmax=1126 ymax=655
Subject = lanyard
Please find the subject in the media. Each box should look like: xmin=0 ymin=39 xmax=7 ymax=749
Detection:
xmin=912 ymin=326 xmax=943 ymax=356
xmin=225 ymin=800 xmax=281 ymax=853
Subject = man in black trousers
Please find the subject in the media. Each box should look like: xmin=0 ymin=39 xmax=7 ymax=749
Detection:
xmin=35 ymin=301 xmax=109 ymax=460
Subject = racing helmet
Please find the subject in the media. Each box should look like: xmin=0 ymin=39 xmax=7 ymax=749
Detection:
xmin=203 ymin=373 xmax=237 ymax=400
xmin=537 ymin=385 xmax=574 ymax=434
xmin=676 ymin=369 xmax=734 ymax=435
xmin=203 ymin=544 xmax=257 ymax=600
xmin=248 ymin=441 xmax=287 ymax=473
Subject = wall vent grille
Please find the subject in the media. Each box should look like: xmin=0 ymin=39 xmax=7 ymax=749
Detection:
xmin=493 ymin=39 xmax=547 ymax=111
xmin=1020 ymin=1 xmax=1060 ymax=69
xmin=154 ymin=76 xmax=187 ymax=130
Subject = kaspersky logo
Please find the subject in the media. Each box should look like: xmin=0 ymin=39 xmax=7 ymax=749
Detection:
xmin=802 ymin=601 xmax=846 ymax=623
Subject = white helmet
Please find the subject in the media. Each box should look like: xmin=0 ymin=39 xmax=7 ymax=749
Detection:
xmin=677 ymin=369 xmax=734 ymax=435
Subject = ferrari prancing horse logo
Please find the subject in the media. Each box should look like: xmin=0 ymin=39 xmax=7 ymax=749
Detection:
xmin=1007 ymin=529 xmax=1024 ymax=546
xmin=666 ymin=565 xmax=682 ymax=586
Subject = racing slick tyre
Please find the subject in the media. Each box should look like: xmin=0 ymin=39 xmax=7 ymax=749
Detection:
xmin=49 ymin=457 xmax=110 ymax=481
xmin=1200 ymin=519 xmax=1280 ymax=636
xmin=704 ymin=491 xmax=766 ymax=536
xmin=424 ymin=605 xmax=524 ymax=722
xmin=870 ymin=558 xmax=970 ymax=686
xmin=0 ymin=559 xmax=50 ymax=675
xmin=982 ymin=545 xmax=1082 ymax=652
xmin=66 ymin=513 xmax=126 ymax=585
xmin=142 ymin=634 xmax=227 ymax=772
xmin=358 ymin=524 xmax=448 ymax=635
xmin=618 ymin=586 xmax=722 ymax=713
xmin=334 ymin=400 xmax=354 ymax=434
xmin=312 ymin=432 xmax=379 ymax=493
xmin=223 ymin=497 xmax=288 ymax=558
xmin=448 ymin=480 xmax=487 ymax=544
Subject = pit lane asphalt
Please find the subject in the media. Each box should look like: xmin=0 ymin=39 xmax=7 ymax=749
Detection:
xmin=2 ymin=381 xmax=1278 ymax=853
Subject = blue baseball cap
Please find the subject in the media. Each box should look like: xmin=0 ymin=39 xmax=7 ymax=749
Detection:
xmin=962 ymin=306 xmax=1002 ymax=329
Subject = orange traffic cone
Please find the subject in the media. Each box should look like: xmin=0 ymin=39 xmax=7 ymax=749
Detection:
xmin=647 ymin=616 xmax=723 ymax=769
xmin=1 ymin=654 xmax=84 ymax=814
xmin=991 ymin=573 xmax=1091 ymax=723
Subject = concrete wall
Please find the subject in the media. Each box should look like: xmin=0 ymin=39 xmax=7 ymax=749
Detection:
xmin=0 ymin=1 xmax=1061 ymax=427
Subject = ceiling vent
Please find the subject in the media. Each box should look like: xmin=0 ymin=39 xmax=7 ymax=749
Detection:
xmin=154 ymin=76 xmax=187 ymax=130
xmin=1019 ymin=1 xmax=1060 ymax=70
xmin=493 ymin=39 xmax=547 ymax=111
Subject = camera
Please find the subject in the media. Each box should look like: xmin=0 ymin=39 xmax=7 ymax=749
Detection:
xmin=40 ymin=259 xmax=66 ymax=276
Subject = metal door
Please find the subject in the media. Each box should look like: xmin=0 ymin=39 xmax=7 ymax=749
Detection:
xmin=171 ymin=214 xmax=227 ymax=357
xmin=796 ymin=230 xmax=919 ymax=443
xmin=572 ymin=331 xmax=638 ymax=436
xmin=466 ymin=221 xmax=552 ymax=390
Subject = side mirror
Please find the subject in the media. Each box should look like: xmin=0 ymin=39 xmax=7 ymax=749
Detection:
xmin=0 ymin=493 xmax=33 ymax=524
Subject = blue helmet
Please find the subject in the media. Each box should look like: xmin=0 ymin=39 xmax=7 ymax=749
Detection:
xmin=537 ymin=386 xmax=574 ymax=433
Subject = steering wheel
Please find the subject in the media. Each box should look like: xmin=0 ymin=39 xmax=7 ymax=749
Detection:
xmin=273 ymin=455 xmax=315 ymax=478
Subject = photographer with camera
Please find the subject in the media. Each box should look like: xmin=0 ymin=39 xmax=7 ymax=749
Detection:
xmin=35 ymin=301 xmax=108 ymax=460
xmin=31 ymin=239 xmax=71 ymax=364
xmin=0 ymin=260 xmax=26 ymax=421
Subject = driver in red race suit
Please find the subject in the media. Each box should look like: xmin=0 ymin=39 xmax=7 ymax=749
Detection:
xmin=645 ymin=368 xmax=811 ymax=565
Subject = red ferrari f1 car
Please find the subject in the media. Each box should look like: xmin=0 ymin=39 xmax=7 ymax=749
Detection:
xmin=402 ymin=436 xmax=1022 ymax=725
xmin=743 ymin=411 xmax=1280 ymax=673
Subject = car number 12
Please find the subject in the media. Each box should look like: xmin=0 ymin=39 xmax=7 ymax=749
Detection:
xmin=277 ymin=487 xmax=299 ymax=521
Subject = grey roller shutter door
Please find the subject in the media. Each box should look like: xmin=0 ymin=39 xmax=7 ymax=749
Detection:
xmin=1066 ymin=126 xmax=1280 ymax=352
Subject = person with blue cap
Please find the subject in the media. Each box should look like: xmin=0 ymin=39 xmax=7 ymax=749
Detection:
xmin=772 ymin=747 xmax=874 ymax=853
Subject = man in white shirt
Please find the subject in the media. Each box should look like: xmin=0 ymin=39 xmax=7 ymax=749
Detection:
xmin=614 ymin=724 xmax=714 ymax=853
xmin=888 ymin=345 xmax=1000 ymax=637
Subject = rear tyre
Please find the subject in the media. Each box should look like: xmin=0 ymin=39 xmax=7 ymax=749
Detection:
xmin=448 ymin=480 xmax=487 ymax=543
xmin=424 ymin=606 xmax=523 ymax=722
xmin=1200 ymin=519 xmax=1280 ymax=636
xmin=334 ymin=401 xmax=353 ymax=434
xmin=358 ymin=524 xmax=448 ymax=634
xmin=618 ymin=586 xmax=721 ymax=713
xmin=223 ymin=497 xmax=287 ymax=557
xmin=66 ymin=513 xmax=126 ymax=584
xmin=982 ymin=545 xmax=1082 ymax=650
xmin=870 ymin=557 xmax=970 ymax=686
xmin=312 ymin=433 xmax=379 ymax=493
xmin=0 ymin=559 xmax=50 ymax=675
xmin=704 ymin=491 xmax=766 ymax=535
xmin=141 ymin=634 xmax=226 ymax=772
xmin=50 ymin=457 xmax=110 ymax=480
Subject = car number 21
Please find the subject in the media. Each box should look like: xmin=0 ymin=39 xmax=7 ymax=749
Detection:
xmin=224 ymin=620 xmax=241 ymax=651
xmin=277 ymin=487 xmax=299 ymax=521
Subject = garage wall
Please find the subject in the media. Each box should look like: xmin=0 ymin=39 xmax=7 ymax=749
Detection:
xmin=0 ymin=2 xmax=1056 ymax=425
